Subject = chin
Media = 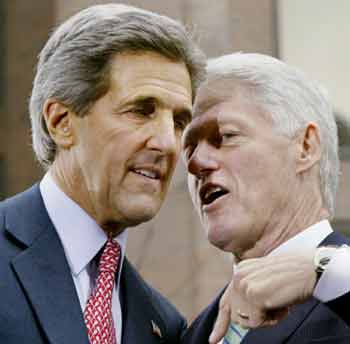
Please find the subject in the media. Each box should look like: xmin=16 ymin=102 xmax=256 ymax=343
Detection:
xmin=121 ymin=203 xmax=161 ymax=227
xmin=207 ymin=225 xmax=233 ymax=251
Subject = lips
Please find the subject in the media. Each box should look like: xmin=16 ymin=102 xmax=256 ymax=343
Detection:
xmin=129 ymin=151 xmax=170 ymax=182
xmin=131 ymin=168 xmax=160 ymax=180
xmin=130 ymin=164 xmax=165 ymax=181
xmin=199 ymin=183 xmax=229 ymax=206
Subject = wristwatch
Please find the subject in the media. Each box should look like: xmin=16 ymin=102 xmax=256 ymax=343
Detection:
xmin=313 ymin=246 xmax=338 ymax=280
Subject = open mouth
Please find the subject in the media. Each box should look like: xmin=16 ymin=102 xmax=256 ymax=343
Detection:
xmin=200 ymin=184 xmax=229 ymax=206
xmin=131 ymin=168 xmax=161 ymax=180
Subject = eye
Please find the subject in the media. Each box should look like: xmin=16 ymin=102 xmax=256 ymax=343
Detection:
xmin=222 ymin=132 xmax=236 ymax=139
xmin=132 ymin=102 xmax=155 ymax=117
xmin=174 ymin=117 xmax=188 ymax=131
xmin=174 ymin=111 xmax=191 ymax=132
xmin=221 ymin=131 xmax=239 ymax=144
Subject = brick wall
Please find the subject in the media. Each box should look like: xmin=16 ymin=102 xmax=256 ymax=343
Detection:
xmin=2 ymin=1 xmax=55 ymax=197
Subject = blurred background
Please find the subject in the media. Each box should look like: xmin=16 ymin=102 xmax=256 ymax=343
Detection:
xmin=0 ymin=0 xmax=349 ymax=321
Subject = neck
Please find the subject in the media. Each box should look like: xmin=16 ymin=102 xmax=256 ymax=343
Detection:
xmin=49 ymin=155 xmax=126 ymax=237
xmin=50 ymin=155 xmax=92 ymax=214
xmin=239 ymin=194 xmax=329 ymax=261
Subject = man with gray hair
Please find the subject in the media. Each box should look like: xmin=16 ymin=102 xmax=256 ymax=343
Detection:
xmin=0 ymin=3 xmax=207 ymax=343
xmin=181 ymin=53 xmax=350 ymax=343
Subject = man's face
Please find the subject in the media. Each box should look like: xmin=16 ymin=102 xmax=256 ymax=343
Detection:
xmin=70 ymin=52 xmax=192 ymax=230
xmin=182 ymin=88 xmax=297 ymax=258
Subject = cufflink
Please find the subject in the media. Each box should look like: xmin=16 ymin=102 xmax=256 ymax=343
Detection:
xmin=314 ymin=246 xmax=338 ymax=279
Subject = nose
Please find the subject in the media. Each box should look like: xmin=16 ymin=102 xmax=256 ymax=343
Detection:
xmin=187 ymin=142 xmax=219 ymax=178
xmin=147 ymin=112 xmax=178 ymax=155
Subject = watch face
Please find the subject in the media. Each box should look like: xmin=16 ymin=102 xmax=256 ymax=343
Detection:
xmin=315 ymin=247 xmax=337 ymax=272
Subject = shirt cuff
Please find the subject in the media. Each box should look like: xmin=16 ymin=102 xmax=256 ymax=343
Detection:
xmin=313 ymin=246 xmax=350 ymax=302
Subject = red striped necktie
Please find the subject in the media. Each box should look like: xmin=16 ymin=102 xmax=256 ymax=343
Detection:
xmin=84 ymin=239 xmax=121 ymax=344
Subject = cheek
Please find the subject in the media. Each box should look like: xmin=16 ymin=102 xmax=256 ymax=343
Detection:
xmin=225 ymin=151 xmax=277 ymax=207
xmin=170 ymin=142 xmax=182 ymax=169
xmin=233 ymin=149 xmax=273 ymax=181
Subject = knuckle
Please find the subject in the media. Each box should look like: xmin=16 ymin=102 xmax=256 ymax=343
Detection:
xmin=246 ymin=284 xmax=257 ymax=298
xmin=263 ymin=298 xmax=273 ymax=309
xmin=239 ymin=277 xmax=250 ymax=294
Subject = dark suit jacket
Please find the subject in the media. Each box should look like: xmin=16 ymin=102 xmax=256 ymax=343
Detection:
xmin=182 ymin=231 xmax=350 ymax=344
xmin=326 ymin=292 xmax=350 ymax=328
xmin=0 ymin=185 xmax=186 ymax=344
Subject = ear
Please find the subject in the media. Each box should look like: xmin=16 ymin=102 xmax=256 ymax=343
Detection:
xmin=43 ymin=98 xmax=74 ymax=148
xmin=295 ymin=122 xmax=321 ymax=174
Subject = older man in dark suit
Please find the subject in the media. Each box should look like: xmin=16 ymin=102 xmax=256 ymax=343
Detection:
xmin=0 ymin=4 xmax=207 ymax=343
xmin=181 ymin=53 xmax=350 ymax=344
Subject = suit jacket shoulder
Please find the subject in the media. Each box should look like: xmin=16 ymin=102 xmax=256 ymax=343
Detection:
xmin=0 ymin=185 xmax=90 ymax=344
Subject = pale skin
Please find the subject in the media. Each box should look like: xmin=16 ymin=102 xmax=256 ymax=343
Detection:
xmin=182 ymin=84 xmax=329 ymax=343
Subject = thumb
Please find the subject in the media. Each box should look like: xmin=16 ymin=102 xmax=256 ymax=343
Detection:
xmin=209 ymin=303 xmax=230 ymax=343
xmin=209 ymin=284 xmax=232 ymax=343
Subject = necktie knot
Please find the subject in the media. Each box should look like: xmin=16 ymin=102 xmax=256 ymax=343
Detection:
xmin=99 ymin=239 xmax=121 ymax=273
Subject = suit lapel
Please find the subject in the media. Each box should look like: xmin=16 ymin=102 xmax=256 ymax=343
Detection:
xmin=183 ymin=291 xmax=318 ymax=344
xmin=243 ymin=298 xmax=319 ymax=343
xmin=5 ymin=185 xmax=89 ymax=344
xmin=120 ymin=259 xmax=167 ymax=344
xmin=319 ymin=230 xmax=350 ymax=246
xmin=182 ymin=291 xmax=224 ymax=344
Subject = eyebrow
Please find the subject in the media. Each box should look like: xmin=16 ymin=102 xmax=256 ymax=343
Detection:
xmin=121 ymin=95 xmax=192 ymax=122
xmin=123 ymin=95 xmax=157 ymax=107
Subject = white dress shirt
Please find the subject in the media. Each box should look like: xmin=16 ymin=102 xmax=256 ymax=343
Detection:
xmin=314 ymin=242 xmax=350 ymax=302
xmin=269 ymin=220 xmax=333 ymax=256
xmin=40 ymin=173 xmax=127 ymax=344
xmin=270 ymin=220 xmax=350 ymax=304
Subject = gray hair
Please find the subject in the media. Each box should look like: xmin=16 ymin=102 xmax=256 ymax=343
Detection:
xmin=200 ymin=53 xmax=339 ymax=217
xmin=30 ymin=3 xmax=206 ymax=169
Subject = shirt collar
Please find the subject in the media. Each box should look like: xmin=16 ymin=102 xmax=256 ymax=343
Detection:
xmin=270 ymin=219 xmax=333 ymax=256
xmin=39 ymin=172 xmax=128 ymax=276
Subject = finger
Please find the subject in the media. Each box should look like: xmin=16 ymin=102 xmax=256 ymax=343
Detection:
xmin=267 ymin=307 xmax=289 ymax=320
xmin=246 ymin=310 xmax=268 ymax=328
xmin=235 ymin=259 xmax=263 ymax=280
xmin=209 ymin=303 xmax=231 ymax=344
xmin=235 ymin=263 xmax=304 ymax=309
xmin=258 ymin=307 xmax=289 ymax=327
xmin=236 ymin=255 xmax=296 ymax=278
xmin=259 ymin=319 xmax=279 ymax=327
